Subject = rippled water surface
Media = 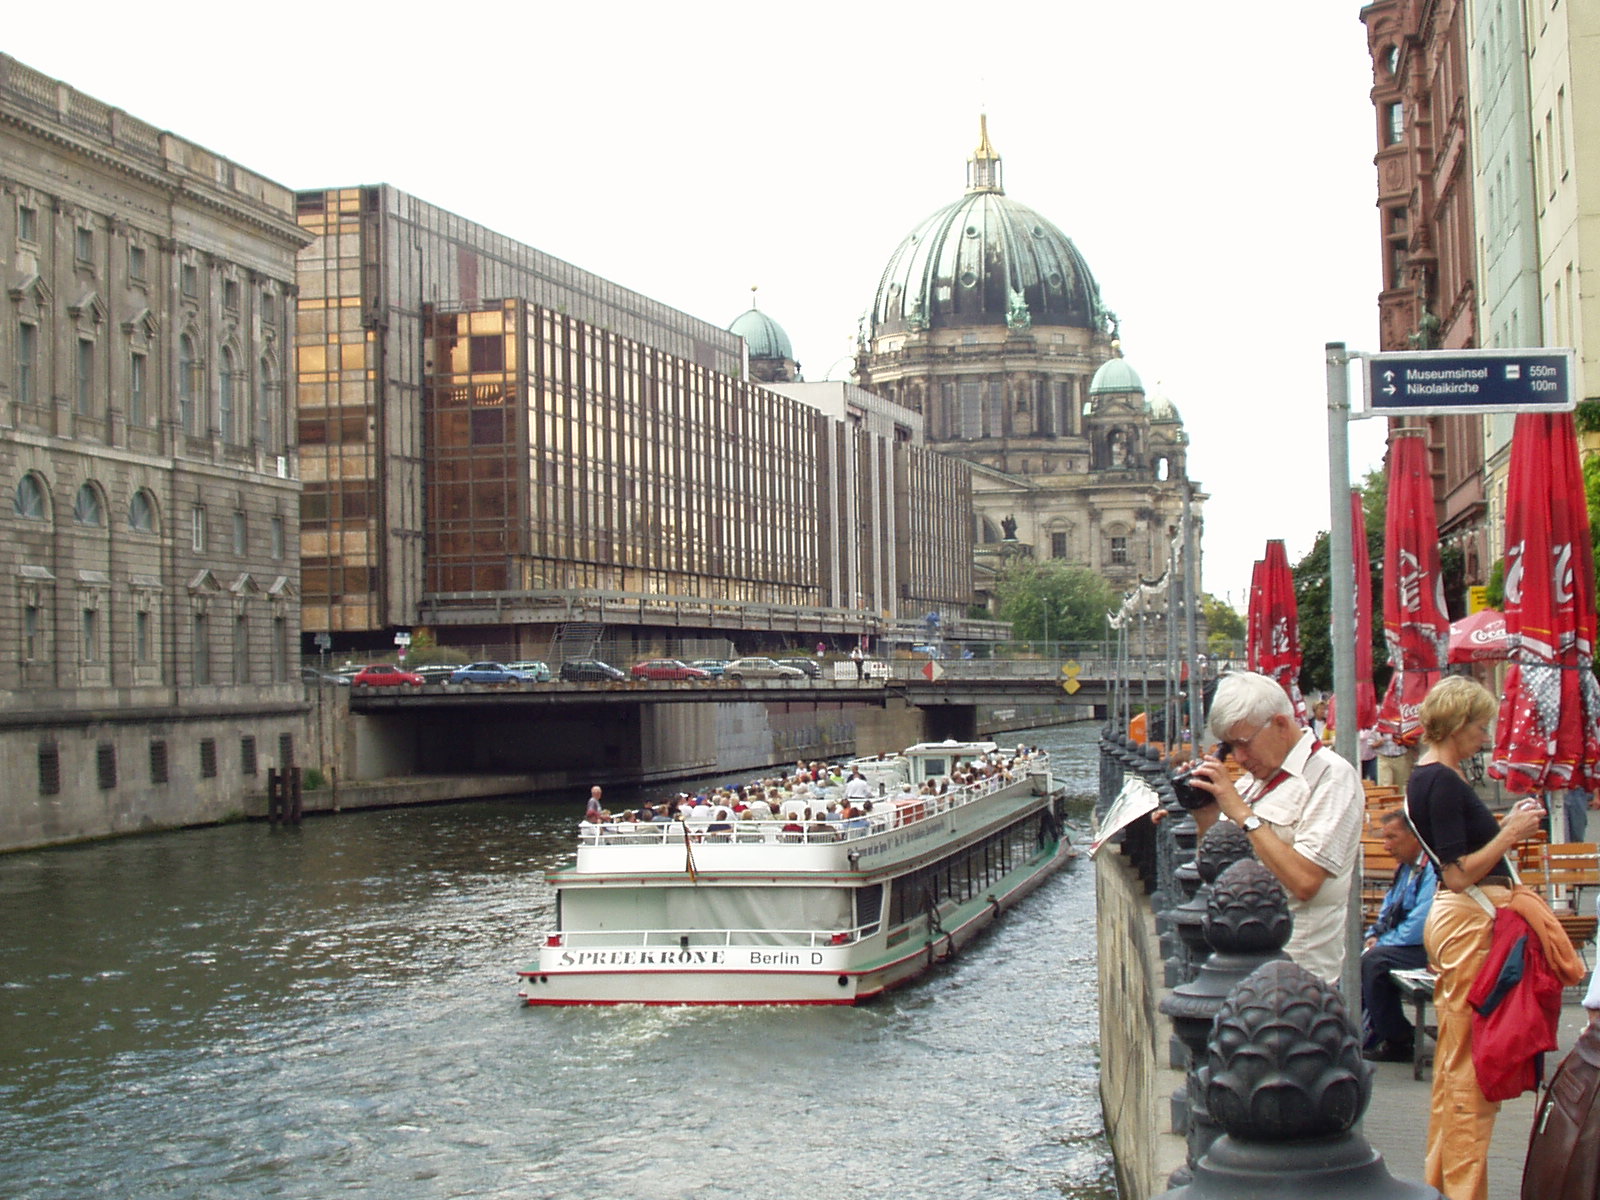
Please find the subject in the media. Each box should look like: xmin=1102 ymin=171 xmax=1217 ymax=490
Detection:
xmin=0 ymin=723 xmax=1114 ymax=1200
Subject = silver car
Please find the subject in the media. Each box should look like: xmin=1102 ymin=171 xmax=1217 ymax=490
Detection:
xmin=724 ymin=656 xmax=807 ymax=680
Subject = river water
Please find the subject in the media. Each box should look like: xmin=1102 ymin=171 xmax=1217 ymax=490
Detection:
xmin=0 ymin=723 xmax=1116 ymax=1200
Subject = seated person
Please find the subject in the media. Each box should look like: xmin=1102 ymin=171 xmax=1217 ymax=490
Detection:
xmin=1361 ymin=808 xmax=1438 ymax=1061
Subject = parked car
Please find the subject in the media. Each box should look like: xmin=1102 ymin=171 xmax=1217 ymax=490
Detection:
xmin=689 ymin=659 xmax=728 ymax=678
xmin=631 ymin=659 xmax=711 ymax=681
xmin=351 ymin=663 xmax=424 ymax=687
xmin=300 ymin=666 xmax=351 ymax=687
xmin=504 ymin=660 xmax=553 ymax=683
xmin=559 ymin=659 xmax=627 ymax=682
xmin=776 ymin=657 xmax=822 ymax=679
xmin=412 ymin=664 xmax=458 ymax=683
xmin=449 ymin=661 xmax=532 ymax=685
xmin=724 ymin=656 xmax=806 ymax=680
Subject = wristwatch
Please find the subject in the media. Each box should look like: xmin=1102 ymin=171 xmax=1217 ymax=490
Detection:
xmin=1240 ymin=814 xmax=1264 ymax=834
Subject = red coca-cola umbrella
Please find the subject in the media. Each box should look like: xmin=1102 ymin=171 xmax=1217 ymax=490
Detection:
xmin=1377 ymin=432 xmax=1448 ymax=745
xmin=1257 ymin=539 xmax=1308 ymax=724
xmin=1491 ymin=412 xmax=1600 ymax=793
xmin=1246 ymin=558 xmax=1265 ymax=672
xmin=1352 ymin=488 xmax=1379 ymax=730
xmin=1447 ymin=609 xmax=1509 ymax=663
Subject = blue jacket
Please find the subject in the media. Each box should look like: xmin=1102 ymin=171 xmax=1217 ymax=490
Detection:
xmin=1366 ymin=856 xmax=1437 ymax=946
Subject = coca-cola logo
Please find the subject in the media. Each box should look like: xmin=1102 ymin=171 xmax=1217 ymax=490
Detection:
xmin=1398 ymin=549 xmax=1423 ymax=612
xmin=1505 ymin=541 xmax=1525 ymax=606
xmin=1554 ymin=542 xmax=1575 ymax=604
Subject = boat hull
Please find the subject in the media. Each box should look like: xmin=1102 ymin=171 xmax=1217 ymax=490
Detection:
xmin=518 ymin=814 xmax=1073 ymax=1006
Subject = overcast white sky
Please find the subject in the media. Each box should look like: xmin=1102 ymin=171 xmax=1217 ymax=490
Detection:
xmin=6 ymin=1 xmax=1391 ymax=608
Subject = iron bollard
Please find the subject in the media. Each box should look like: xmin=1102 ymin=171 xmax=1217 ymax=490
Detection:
xmin=1171 ymin=823 xmax=1256 ymax=986
xmin=1153 ymin=960 xmax=1442 ymax=1199
xmin=1159 ymin=859 xmax=1291 ymax=1181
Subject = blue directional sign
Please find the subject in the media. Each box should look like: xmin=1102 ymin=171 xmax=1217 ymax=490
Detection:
xmin=1363 ymin=347 xmax=1576 ymax=416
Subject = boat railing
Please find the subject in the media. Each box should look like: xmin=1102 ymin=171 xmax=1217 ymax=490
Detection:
xmin=546 ymin=920 xmax=884 ymax=952
xmin=575 ymin=753 xmax=1050 ymax=849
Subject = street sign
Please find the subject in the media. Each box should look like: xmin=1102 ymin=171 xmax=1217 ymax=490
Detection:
xmin=313 ymin=633 xmax=331 ymax=651
xmin=1063 ymin=679 xmax=1081 ymax=695
xmin=1362 ymin=348 xmax=1575 ymax=416
xmin=394 ymin=631 xmax=412 ymax=646
xmin=1468 ymin=585 xmax=1490 ymax=614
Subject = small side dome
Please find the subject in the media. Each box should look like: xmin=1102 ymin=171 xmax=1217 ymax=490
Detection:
xmin=729 ymin=307 xmax=794 ymax=361
xmin=1089 ymin=357 xmax=1144 ymax=395
xmin=1146 ymin=391 xmax=1181 ymax=422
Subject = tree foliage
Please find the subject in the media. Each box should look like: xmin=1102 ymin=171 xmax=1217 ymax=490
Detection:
xmin=1291 ymin=471 xmax=1390 ymax=696
xmin=992 ymin=560 xmax=1120 ymax=644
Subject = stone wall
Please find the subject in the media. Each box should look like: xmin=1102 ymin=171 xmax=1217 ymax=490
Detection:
xmin=1096 ymin=847 xmax=1187 ymax=1200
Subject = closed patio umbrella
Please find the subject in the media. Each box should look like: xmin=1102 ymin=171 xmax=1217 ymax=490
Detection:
xmin=1257 ymin=538 xmax=1308 ymax=724
xmin=1352 ymin=488 xmax=1379 ymax=730
xmin=1377 ymin=432 xmax=1448 ymax=746
xmin=1491 ymin=412 xmax=1600 ymax=793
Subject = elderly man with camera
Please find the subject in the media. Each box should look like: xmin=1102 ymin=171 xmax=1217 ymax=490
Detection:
xmin=1184 ymin=671 xmax=1366 ymax=984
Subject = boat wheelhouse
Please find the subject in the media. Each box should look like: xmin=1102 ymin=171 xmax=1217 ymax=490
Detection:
xmin=518 ymin=740 xmax=1072 ymax=1006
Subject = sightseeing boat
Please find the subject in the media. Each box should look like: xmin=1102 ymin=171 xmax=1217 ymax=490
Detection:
xmin=517 ymin=740 xmax=1072 ymax=1006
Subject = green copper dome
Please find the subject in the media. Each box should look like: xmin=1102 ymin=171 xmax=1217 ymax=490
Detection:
xmin=1089 ymin=357 xmax=1143 ymax=395
xmin=866 ymin=120 xmax=1103 ymax=336
xmin=729 ymin=307 xmax=794 ymax=360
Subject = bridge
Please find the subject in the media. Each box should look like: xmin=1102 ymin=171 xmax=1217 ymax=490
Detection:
xmin=323 ymin=654 xmax=1219 ymax=796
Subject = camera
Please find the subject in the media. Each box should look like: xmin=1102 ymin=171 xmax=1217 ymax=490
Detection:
xmin=1169 ymin=764 xmax=1216 ymax=811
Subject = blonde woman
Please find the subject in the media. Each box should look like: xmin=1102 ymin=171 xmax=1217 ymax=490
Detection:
xmin=1405 ymin=676 xmax=1544 ymax=1200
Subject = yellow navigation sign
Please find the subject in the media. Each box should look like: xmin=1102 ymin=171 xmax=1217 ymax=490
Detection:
xmin=1062 ymin=660 xmax=1082 ymax=694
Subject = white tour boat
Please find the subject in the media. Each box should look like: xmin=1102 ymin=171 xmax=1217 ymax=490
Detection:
xmin=517 ymin=740 xmax=1072 ymax=1006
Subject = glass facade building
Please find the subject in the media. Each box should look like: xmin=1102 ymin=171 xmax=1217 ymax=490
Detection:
xmin=297 ymin=186 xmax=974 ymax=650
xmin=420 ymin=301 xmax=973 ymax=643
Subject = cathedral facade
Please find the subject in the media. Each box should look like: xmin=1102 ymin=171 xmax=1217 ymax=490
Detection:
xmin=853 ymin=121 xmax=1202 ymax=603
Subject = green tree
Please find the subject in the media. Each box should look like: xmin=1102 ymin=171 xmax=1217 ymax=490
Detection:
xmin=992 ymin=560 xmax=1120 ymax=644
xmin=1293 ymin=470 xmax=1389 ymax=696
xmin=1202 ymin=594 xmax=1244 ymax=643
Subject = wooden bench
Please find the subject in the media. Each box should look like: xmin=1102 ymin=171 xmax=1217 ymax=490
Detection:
xmin=1389 ymin=967 xmax=1438 ymax=1081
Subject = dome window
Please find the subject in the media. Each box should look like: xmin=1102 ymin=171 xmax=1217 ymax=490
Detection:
xmin=1048 ymin=272 xmax=1064 ymax=289
xmin=1032 ymin=225 xmax=1046 ymax=237
xmin=959 ymin=272 xmax=978 ymax=289
xmin=964 ymin=225 xmax=979 ymax=238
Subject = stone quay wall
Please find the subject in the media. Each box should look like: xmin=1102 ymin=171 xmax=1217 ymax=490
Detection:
xmin=1095 ymin=847 xmax=1186 ymax=1200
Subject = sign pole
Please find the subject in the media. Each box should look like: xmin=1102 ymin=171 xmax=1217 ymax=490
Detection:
xmin=1326 ymin=344 xmax=1358 ymax=769
xmin=1327 ymin=340 xmax=1363 ymax=1030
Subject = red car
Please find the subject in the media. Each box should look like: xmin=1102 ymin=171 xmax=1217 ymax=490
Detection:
xmin=351 ymin=663 xmax=424 ymax=687
xmin=630 ymin=659 xmax=711 ymax=681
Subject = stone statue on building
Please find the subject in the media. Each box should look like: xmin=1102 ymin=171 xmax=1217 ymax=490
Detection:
xmin=1001 ymin=514 xmax=1018 ymax=541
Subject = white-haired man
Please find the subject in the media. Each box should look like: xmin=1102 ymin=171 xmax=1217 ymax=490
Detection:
xmin=1187 ymin=670 xmax=1365 ymax=984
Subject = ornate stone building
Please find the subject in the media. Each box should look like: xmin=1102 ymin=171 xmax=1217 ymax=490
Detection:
xmin=0 ymin=54 xmax=308 ymax=850
xmin=1361 ymin=0 xmax=1488 ymax=598
xmin=854 ymin=120 xmax=1202 ymax=599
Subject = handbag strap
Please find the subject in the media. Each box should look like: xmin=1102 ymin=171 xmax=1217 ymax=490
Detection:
xmin=1403 ymin=779 xmax=1517 ymax=918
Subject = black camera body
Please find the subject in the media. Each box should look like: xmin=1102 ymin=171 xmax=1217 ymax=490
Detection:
xmin=1169 ymin=765 xmax=1216 ymax=811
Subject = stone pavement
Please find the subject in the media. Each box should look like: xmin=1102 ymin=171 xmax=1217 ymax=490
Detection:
xmin=1359 ymin=990 xmax=1593 ymax=1199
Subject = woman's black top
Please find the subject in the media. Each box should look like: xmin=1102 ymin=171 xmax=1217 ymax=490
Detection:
xmin=1405 ymin=761 xmax=1512 ymax=878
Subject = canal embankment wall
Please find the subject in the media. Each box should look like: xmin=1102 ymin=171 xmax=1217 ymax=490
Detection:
xmin=1095 ymin=848 xmax=1187 ymax=1200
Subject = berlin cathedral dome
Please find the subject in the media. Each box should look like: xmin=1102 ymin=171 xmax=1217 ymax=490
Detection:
xmin=855 ymin=119 xmax=1200 ymax=596
xmin=867 ymin=119 xmax=1104 ymax=337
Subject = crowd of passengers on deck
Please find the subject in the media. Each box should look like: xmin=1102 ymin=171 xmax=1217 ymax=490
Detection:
xmin=577 ymin=746 xmax=1044 ymax=843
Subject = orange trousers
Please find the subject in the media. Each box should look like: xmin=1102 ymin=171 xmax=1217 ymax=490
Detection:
xmin=1423 ymin=885 xmax=1508 ymax=1200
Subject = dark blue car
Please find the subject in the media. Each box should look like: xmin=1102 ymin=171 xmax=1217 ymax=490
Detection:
xmin=449 ymin=661 xmax=532 ymax=685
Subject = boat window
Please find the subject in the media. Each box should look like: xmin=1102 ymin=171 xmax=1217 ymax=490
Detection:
xmin=855 ymin=884 xmax=883 ymax=932
xmin=920 ymin=757 xmax=947 ymax=780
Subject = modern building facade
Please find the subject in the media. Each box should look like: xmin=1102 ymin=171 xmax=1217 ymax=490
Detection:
xmin=854 ymin=120 xmax=1202 ymax=596
xmin=294 ymin=185 xmax=745 ymax=643
xmin=417 ymin=300 xmax=975 ymax=651
xmin=0 ymin=54 xmax=307 ymax=850
xmin=1362 ymin=0 xmax=1489 ymax=600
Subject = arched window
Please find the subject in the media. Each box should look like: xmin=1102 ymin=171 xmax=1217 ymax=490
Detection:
xmin=73 ymin=483 xmax=104 ymax=526
xmin=219 ymin=347 xmax=237 ymax=443
xmin=129 ymin=489 xmax=157 ymax=533
xmin=14 ymin=473 xmax=46 ymax=519
xmin=178 ymin=335 xmax=198 ymax=434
